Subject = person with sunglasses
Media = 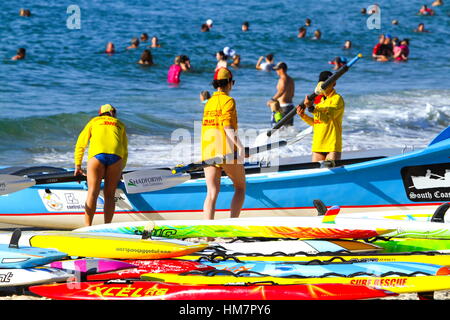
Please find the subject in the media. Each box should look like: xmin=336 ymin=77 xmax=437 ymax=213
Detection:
xmin=74 ymin=104 xmax=128 ymax=226
xmin=201 ymin=68 xmax=246 ymax=224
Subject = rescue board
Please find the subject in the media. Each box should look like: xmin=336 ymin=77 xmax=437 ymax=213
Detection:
xmin=87 ymin=259 xmax=215 ymax=281
xmin=0 ymin=267 xmax=73 ymax=287
xmin=141 ymin=272 xmax=450 ymax=294
xmin=28 ymin=280 xmax=396 ymax=300
xmin=0 ymin=231 xmax=207 ymax=260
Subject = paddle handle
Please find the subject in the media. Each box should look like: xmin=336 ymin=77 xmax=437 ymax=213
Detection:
xmin=266 ymin=53 xmax=362 ymax=137
xmin=172 ymin=140 xmax=287 ymax=174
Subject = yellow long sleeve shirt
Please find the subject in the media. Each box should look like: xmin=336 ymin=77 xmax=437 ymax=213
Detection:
xmin=300 ymin=90 xmax=345 ymax=153
xmin=201 ymin=91 xmax=238 ymax=161
xmin=74 ymin=115 xmax=128 ymax=168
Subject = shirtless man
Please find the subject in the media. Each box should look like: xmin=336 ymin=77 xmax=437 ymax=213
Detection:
xmin=267 ymin=62 xmax=295 ymax=126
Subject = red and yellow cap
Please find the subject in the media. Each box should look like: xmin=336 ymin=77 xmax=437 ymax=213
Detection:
xmin=98 ymin=104 xmax=116 ymax=115
xmin=213 ymin=67 xmax=233 ymax=81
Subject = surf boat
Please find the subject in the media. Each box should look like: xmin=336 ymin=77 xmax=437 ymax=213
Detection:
xmin=0 ymin=126 xmax=448 ymax=229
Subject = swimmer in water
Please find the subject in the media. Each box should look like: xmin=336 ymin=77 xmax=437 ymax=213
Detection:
xmin=256 ymin=54 xmax=275 ymax=71
xmin=180 ymin=55 xmax=191 ymax=71
xmin=201 ymin=23 xmax=210 ymax=32
xmin=329 ymin=56 xmax=347 ymax=70
xmin=167 ymin=56 xmax=182 ymax=85
xmin=304 ymin=18 xmax=311 ymax=27
xmin=418 ymin=4 xmax=435 ymax=15
xmin=150 ymin=36 xmax=161 ymax=48
xmin=432 ymin=0 xmax=443 ymax=6
xmin=127 ymin=37 xmax=139 ymax=49
xmin=105 ymin=42 xmax=115 ymax=54
xmin=215 ymin=51 xmax=228 ymax=71
xmin=241 ymin=21 xmax=249 ymax=32
xmin=343 ymin=40 xmax=352 ymax=50
xmin=200 ymin=90 xmax=211 ymax=104
xmin=19 ymin=8 xmax=31 ymax=16
xmin=312 ymin=29 xmax=321 ymax=40
xmin=297 ymin=27 xmax=307 ymax=38
xmin=140 ymin=33 xmax=149 ymax=42
xmin=138 ymin=49 xmax=154 ymax=65
xmin=11 ymin=48 xmax=26 ymax=60
xmin=414 ymin=22 xmax=430 ymax=32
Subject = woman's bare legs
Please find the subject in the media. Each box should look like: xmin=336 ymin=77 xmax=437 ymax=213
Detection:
xmin=222 ymin=163 xmax=246 ymax=218
xmin=85 ymin=157 xmax=105 ymax=226
xmin=102 ymin=159 xmax=123 ymax=224
xmin=203 ymin=166 xmax=222 ymax=220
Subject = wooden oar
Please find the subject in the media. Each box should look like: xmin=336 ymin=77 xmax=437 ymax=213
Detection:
xmin=0 ymin=141 xmax=288 ymax=196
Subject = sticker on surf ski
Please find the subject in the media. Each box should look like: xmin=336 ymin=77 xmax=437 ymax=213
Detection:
xmin=37 ymin=189 xmax=133 ymax=212
xmin=401 ymin=162 xmax=450 ymax=202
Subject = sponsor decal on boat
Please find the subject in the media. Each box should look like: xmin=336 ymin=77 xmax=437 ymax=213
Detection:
xmin=127 ymin=176 xmax=163 ymax=188
xmin=37 ymin=189 xmax=133 ymax=212
xmin=401 ymin=163 xmax=450 ymax=202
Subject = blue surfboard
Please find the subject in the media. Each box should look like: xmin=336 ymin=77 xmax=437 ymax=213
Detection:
xmin=0 ymin=229 xmax=67 ymax=269
xmin=199 ymin=260 xmax=446 ymax=277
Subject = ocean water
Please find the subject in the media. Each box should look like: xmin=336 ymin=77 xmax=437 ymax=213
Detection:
xmin=0 ymin=0 xmax=449 ymax=168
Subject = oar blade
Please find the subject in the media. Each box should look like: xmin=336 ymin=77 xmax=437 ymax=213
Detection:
xmin=123 ymin=169 xmax=190 ymax=194
xmin=0 ymin=174 xmax=36 ymax=196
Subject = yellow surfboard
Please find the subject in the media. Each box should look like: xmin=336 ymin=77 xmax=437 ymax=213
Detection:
xmin=141 ymin=273 xmax=450 ymax=294
xmin=176 ymin=253 xmax=450 ymax=265
xmin=28 ymin=231 xmax=207 ymax=260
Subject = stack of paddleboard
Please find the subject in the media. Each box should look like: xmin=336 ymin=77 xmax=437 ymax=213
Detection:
xmin=13 ymin=202 xmax=450 ymax=300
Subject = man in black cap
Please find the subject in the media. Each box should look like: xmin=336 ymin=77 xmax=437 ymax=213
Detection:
xmin=296 ymin=71 xmax=345 ymax=162
xmin=267 ymin=62 xmax=295 ymax=126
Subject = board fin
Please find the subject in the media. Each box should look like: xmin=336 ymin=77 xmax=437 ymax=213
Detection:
xmin=322 ymin=206 xmax=340 ymax=224
xmin=9 ymin=229 xmax=22 ymax=249
xmin=431 ymin=202 xmax=450 ymax=223
xmin=313 ymin=199 xmax=328 ymax=216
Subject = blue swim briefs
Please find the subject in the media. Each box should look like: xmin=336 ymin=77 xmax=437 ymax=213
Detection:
xmin=94 ymin=153 xmax=121 ymax=166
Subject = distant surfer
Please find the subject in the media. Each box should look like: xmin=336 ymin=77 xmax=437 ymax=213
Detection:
xmin=74 ymin=104 xmax=128 ymax=226
xmin=296 ymin=71 xmax=345 ymax=162
xmin=201 ymin=68 xmax=246 ymax=222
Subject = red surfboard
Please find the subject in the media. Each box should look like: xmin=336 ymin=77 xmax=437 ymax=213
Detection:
xmin=87 ymin=259 xmax=215 ymax=281
xmin=29 ymin=280 xmax=397 ymax=300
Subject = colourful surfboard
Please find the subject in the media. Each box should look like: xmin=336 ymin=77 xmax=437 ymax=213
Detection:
xmin=87 ymin=259 xmax=215 ymax=281
xmin=194 ymin=261 xmax=449 ymax=278
xmin=0 ymin=229 xmax=67 ymax=269
xmin=372 ymin=238 xmax=450 ymax=253
xmin=75 ymin=216 xmax=393 ymax=240
xmin=75 ymin=213 xmax=450 ymax=240
xmin=141 ymin=272 xmax=450 ymax=294
xmin=207 ymin=239 xmax=381 ymax=255
xmin=0 ymin=231 xmax=207 ymax=260
xmin=28 ymin=280 xmax=397 ymax=300
xmin=177 ymin=252 xmax=450 ymax=265
xmin=0 ymin=267 xmax=73 ymax=287
xmin=47 ymin=258 xmax=136 ymax=275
